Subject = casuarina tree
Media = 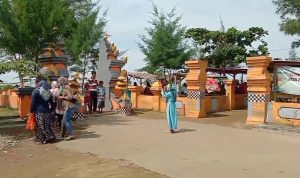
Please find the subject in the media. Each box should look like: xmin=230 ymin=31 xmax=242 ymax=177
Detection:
xmin=273 ymin=0 xmax=300 ymax=48
xmin=138 ymin=3 xmax=193 ymax=77
xmin=0 ymin=0 xmax=74 ymax=85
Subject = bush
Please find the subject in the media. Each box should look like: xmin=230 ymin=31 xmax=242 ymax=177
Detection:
xmin=0 ymin=84 xmax=15 ymax=91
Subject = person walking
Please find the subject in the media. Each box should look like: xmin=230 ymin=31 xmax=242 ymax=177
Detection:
xmin=30 ymin=80 xmax=56 ymax=144
xmin=59 ymin=85 xmax=79 ymax=140
xmin=161 ymin=78 xmax=178 ymax=133
xmin=56 ymin=77 xmax=69 ymax=132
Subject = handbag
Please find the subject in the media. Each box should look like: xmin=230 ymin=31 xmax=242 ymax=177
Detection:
xmin=26 ymin=113 xmax=36 ymax=130
xmin=70 ymin=98 xmax=78 ymax=104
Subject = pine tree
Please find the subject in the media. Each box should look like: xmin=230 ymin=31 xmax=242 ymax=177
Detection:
xmin=138 ymin=3 xmax=193 ymax=76
xmin=0 ymin=0 xmax=74 ymax=85
xmin=65 ymin=0 xmax=106 ymax=90
xmin=289 ymin=48 xmax=298 ymax=60
xmin=273 ymin=0 xmax=300 ymax=48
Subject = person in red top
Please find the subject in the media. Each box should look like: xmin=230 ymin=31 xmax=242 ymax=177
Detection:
xmin=84 ymin=83 xmax=91 ymax=113
xmin=88 ymin=71 xmax=98 ymax=113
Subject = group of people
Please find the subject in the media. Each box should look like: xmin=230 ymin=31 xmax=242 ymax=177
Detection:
xmin=29 ymin=71 xmax=178 ymax=145
xmin=84 ymin=71 xmax=106 ymax=113
xmin=30 ymin=77 xmax=79 ymax=144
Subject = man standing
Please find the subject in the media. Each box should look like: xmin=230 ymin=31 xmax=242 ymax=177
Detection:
xmin=97 ymin=81 xmax=106 ymax=113
xmin=88 ymin=71 xmax=98 ymax=113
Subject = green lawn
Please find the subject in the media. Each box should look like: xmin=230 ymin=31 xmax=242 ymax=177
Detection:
xmin=0 ymin=107 xmax=19 ymax=118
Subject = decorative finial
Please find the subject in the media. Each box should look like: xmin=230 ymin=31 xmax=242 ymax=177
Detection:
xmin=111 ymin=43 xmax=117 ymax=51
xmin=104 ymin=32 xmax=110 ymax=39
xmin=123 ymin=56 xmax=128 ymax=64
xmin=121 ymin=70 xmax=127 ymax=77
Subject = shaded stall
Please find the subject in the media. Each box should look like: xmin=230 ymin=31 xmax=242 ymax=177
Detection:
xmin=127 ymin=71 xmax=158 ymax=86
xmin=268 ymin=60 xmax=300 ymax=103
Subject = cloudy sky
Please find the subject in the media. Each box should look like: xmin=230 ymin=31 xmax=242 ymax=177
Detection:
xmin=100 ymin=0 xmax=299 ymax=71
xmin=1 ymin=0 xmax=299 ymax=83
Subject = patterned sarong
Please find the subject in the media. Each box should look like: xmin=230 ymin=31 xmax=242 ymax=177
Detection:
xmin=34 ymin=113 xmax=56 ymax=143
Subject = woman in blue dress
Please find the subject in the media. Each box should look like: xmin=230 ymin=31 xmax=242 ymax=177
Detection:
xmin=162 ymin=82 xmax=178 ymax=133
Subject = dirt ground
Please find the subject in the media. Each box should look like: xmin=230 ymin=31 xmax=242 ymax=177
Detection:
xmin=0 ymin=139 xmax=167 ymax=178
xmin=0 ymin=112 xmax=167 ymax=178
xmin=1 ymin=109 xmax=300 ymax=178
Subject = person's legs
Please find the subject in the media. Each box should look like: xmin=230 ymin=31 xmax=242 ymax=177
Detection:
xmin=89 ymin=92 xmax=93 ymax=112
xmin=92 ymin=93 xmax=97 ymax=112
xmin=97 ymin=100 xmax=101 ymax=113
xmin=56 ymin=114 xmax=63 ymax=130
xmin=100 ymin=101 xmax=105 ymax=113
xmin=62 ymin=108 xmax=75 ymax=138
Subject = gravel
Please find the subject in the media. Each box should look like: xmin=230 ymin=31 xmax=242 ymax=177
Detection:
xmin=0 ymin=135 xmax=18 ymax=150
xmin=254 ymin=124 xmax=300 ymax=137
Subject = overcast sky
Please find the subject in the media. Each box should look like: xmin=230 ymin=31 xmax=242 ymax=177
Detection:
xmin=101 ymin=0 xmax=299 ymax=71
xmin=1 ymin=0 xmax=299 ymax=83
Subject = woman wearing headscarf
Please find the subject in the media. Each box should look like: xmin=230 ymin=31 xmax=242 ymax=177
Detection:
xmin=161 ymin=76 xmax=178 ymax=133
xmin=30 ymin=80 xmax=56 ymax=144
xmin=55 ymin=77 xmax=69 ymax=132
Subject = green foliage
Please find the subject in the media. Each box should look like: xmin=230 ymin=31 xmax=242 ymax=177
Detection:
xmin=66 ymin=0 xmax=106 ymax=64
xmin=0 ymin=58 xmax=39 ymax=78
xmin=0 ymin=0 xmax=105 ymax=87
xmin=0 ymin=84 xmax=15 ymax=91
xmin=273 ymin=0 xmax=300 ymax=48
xmin=0 ymin=0 xmax=75 ymax=85
xmin=0 ymin=58 xmax=41 ymax=87
xmin=65 ymin=0 xmax=106 ymax=91
xmin=0 ymin=0 xmax=74 ymax=60
xmin=289 ymin=48 xmax=299 ymax=60
xmin=138 ymin=4 xmax=193 ymax=74
xmin=185 ymin=27 xmax=269 ymax=68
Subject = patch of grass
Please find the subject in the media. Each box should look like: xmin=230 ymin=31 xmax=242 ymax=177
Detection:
xmin=0 ymin=107 xmax=19 ymax=118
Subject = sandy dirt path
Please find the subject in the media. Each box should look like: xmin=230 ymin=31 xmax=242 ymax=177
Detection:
xmin=0 ymin=139 xmax=168 ymax=178
xmin=56 ymin=112 xmax=300 ymax=178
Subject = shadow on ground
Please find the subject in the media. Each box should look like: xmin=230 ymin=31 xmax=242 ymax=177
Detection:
xmin=176 ymin=128 xmax=197 ymax=133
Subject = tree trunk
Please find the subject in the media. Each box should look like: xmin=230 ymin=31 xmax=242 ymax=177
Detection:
xmin=81 ymin=54 xmax=87 ymax=94
xmin=19 ymin=74 xmax=24 ymax=88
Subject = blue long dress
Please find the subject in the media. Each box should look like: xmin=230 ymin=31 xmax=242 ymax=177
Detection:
xmin=161 ymin=86 xmax=178 ymax=130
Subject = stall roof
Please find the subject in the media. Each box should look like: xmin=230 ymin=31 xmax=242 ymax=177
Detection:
xmin=206 ymin=67 xmax=247 ymax=75
xmin=127 ymin=71 xmax=158 ymax=81
xmin=269 ymin=60 xmax=300 ymax=68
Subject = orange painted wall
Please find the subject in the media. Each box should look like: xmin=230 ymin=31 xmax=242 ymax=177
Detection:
xmin=137 ymin=95 xmax=154 ymax=109
xmin=205 ymin=95 xmax=229 ymax=113
xmin=177 ymin=97 xmax=188 ymax=116
xmin=160 ymin=98 xmax=167 ymax=112
xmin=43 ymin=63 xmax=66 ymax=69
xmin=235 ymin=94 xmax=247 ymax=110
xmin=9 ymin=91 xmax=19 ymax=109
xmin=272 ymin=102 xmax=300 ymax=126
xmin=160 ymin=97 xmax=187 ymax=116
xmin=0 ymin=91 xmax=9 ymax=107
